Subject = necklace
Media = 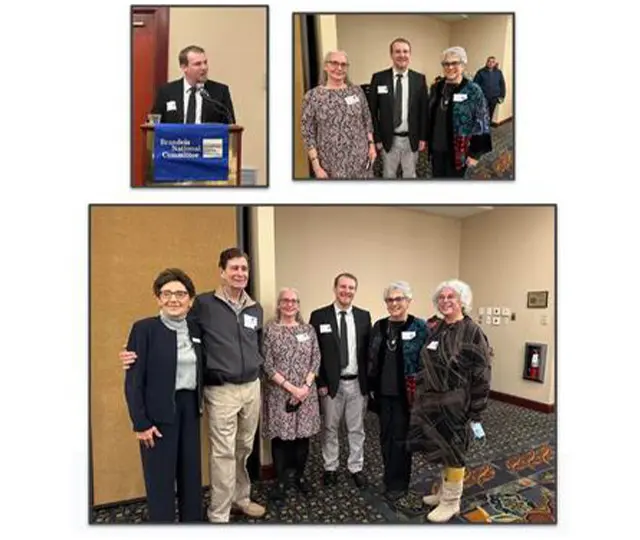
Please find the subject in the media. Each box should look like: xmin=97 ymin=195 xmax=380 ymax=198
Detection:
xmin=386 ymin=324 xmax=400 ymax=352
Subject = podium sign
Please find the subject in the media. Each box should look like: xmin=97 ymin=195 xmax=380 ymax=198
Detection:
xmin=153 ymin=124 xmax=229 ymax=182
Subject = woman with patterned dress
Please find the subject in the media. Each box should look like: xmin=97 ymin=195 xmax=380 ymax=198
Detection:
xmin=367 ymin=282 xmax=429 ymax=507
xmin=407 ymin=280 xmax=492 ymax=523
xmin=427 ymin=47 xmax=492 ymax=178
xmin=262 ymin=287 xmax=321 ymax=500
xmin=301 ymin=50 xmax=377 ymax=179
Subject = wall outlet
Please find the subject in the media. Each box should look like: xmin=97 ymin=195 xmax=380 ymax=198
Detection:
xmin=492 ymin=316 xmax=501 ymax=325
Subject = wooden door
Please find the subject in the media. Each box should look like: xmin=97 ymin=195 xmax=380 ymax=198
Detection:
xmin=90 ymin=205 xmax=238 ymax=506
xmin=131 ymin=7 xmax=169 ymax=187
xmin=293 ymin=15 xmax=310 ymax=179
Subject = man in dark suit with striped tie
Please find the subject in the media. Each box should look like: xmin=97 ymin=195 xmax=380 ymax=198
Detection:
xmin=309 ymin=273 xmax=372 ymax=489
xmin=151 ymin=45 xmax=235 ymax=125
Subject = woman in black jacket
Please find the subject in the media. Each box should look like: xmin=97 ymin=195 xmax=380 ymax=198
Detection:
xmin=124 ymin=268 xmax=204 ymax=522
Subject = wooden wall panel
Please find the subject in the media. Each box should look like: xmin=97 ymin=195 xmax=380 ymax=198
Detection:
xmin=294 ymin=15 xmax=310 ymax=178
xmin=90 ymin=205 xmax=237 ymax=505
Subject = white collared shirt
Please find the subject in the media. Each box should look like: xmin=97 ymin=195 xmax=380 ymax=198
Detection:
xmin=392 ymin=69 xmax=410 ymax=133
xmin=183 ymin=78 xmax=203 ymax=124
xmin=334 ymin=303 xmax=357 ymax=376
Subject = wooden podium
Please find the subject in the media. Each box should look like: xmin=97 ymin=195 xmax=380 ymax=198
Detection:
xmin=140 ymin=123 xmax=244 ymax=186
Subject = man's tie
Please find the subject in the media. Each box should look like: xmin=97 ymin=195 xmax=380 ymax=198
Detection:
xmin=393 ymin=73 xmax=403 ymax=129
xmin=186 ymin=86 xmax=197 ymax=124
xmin=339 ymin=311 xmax=349 ymax=370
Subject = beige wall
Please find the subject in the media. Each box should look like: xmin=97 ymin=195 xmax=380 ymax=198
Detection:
xmin=459 ymin=207 xmax=555 ymax=405
xmin=273 ymin=206 xmax=461 ymax=322
xmin=450 ymin=15 xmax=513 ymax=122
xmin=336 ymin=15 xmax=450 ymax=85
xmin=168 ymin=7 xmax=267 ymax=185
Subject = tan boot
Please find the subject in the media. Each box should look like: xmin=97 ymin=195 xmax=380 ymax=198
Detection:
xmin=231 ymin=501 xmax=266 ymax=518
xmin=422 ymin=469 xmax=445 ymax=506
xmin=427 ymin=478 xmax=464 ymax=523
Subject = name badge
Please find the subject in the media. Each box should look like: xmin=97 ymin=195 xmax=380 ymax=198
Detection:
xmin=426 ymin=341 xmax=439 ymax=350
xmin=192 ymin=337 xmax=201 ymax=344
xmin=377 ymin=85 xmax=389 ymax=94
xmin=166 ymin=100 xmax=177 ymax=111
xmin=243 ymin=314 xmax=258 ymax=330
xmin=401 ymin=331 xmax=416 ymax=341
xmin=296 ymin=333 xmax=310 ymax=343
xmin=319 ymin=324 xmax=332 ymax=334
xmin=453 ymin=93 xmax=468 ymax=102
xmin=345 ymin=95 xmax=360 ymax=105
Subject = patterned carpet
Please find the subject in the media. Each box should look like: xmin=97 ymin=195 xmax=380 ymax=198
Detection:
xmin=370 ymin=121 xmax=514 ymax=180
xmin=91 ymin=399 xmax=555 ymax=524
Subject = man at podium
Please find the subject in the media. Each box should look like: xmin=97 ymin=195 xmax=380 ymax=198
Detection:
xmin=151 ymin=45 xmax=236 ymax=125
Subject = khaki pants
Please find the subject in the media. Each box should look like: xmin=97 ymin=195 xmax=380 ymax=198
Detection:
xmin=204 ymin=379 xmax=260 ymax=523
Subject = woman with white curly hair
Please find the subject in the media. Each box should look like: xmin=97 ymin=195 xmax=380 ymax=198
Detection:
xmin=407 ymin=279 xmax=491 ymax=522
xmin=427 ymin=46 xmax=492 ymax=178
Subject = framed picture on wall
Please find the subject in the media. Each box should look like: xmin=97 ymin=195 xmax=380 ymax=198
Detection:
xmin=527 ymin=290 xmax=548 ymax=308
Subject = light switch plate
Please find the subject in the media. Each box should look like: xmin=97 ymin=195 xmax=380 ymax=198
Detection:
xmin=479 ymin=307 xmax=485 ymax=315
xmin=485 ymin=316 xmax=492 ymax=325
xmin=502 ymin=307 xmax=510 ymax=316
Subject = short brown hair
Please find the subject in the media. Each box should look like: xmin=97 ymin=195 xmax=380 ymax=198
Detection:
xmin=389 ymin=38 xmax=411 ymax=54
xmin=179 ymin=45 xmax=205 ymax=67
xmin=152 ymin=268 xmax=196 ymax=298
xmin=218 ymin=247 xmax=249 ymax=270
xmin=333 ymin=272 xmax=358 ymax=289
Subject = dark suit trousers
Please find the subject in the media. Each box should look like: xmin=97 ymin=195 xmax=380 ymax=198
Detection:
xmin=431 ymin=151 xmax=466 ymax=178
xmin=487 ymin=98 xmax=499 ymax=122
xmin=140 ymin=390 xmax=202 ymax=522
xmin=379 ymin=396 xmax=412 ymax=492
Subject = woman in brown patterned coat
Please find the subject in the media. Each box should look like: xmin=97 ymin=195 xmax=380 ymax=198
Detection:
xmin=301 ymin=50 xmax=377 ymax=179
xmin=407 ymin=280 xmax=491 ymax=523
xmin=262 ymin=288 xmax=321 ymax=501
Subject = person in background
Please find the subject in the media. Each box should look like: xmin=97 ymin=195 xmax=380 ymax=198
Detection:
xmin=473 ymin=56 xmax=506 ymax=124
xmin=367 ymin=38 xmax=429 ymax=179
xmin=407 ymin=279 xmax=492 ymax=523
xmin=261 ymin=288 xmax=321 ymax=500
xmin=368 ymin=281 xmax=429 ymax=509
xmin=301 ymin=50 xmax=376 ymax=179
xmin=310 ymin=273 xmax=372 ymax=488
xmin=124 ymin=268 xmax=203 ymax=522
xmin=427 ymin=47 xmax=492 ymax=178
xmin=121 ymin=248 xmax=266 ymax=523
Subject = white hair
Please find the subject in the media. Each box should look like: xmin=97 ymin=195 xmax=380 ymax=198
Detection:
xmin=432 ymin=279 xmax=473 ymax=315
xmin=320 ymin=50 xmax=352 ymax=85
xmin=442 ymin=46 xmax=468 ymax=65
xmin=275 ymin=287 xmax=304 ymax=323
xmin=383 ymin=281 xmax=413 ymax=300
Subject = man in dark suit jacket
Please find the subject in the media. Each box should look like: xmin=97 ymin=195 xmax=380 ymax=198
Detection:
xmin=368 ymin=38 xmax=428 ymax=179
xmin=309 ymin=273 xmax=372 ymax=489
xmin=151 ymin=45 xmax=235 ymax=124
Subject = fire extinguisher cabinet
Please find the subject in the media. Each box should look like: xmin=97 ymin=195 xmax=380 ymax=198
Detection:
xmin=523 ymin=342 xmax=547 ymax=383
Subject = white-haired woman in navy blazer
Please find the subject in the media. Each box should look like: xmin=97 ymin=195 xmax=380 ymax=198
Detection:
xmin=124 ymin=268 xmax=204 ymax=522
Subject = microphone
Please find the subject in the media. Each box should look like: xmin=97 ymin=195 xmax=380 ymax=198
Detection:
xmin=197 ymin=85 xmax=235 ymax=124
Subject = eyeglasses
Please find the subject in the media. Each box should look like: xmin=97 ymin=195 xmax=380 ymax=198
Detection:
xmin=437 ymin=294 xmax=458 ymax=302
xmin=280 ymin=298 xmax=300 ymax=305
xmin=385 ymin=296 xmax=407 ymax=304
xmin=327 ymin=60 xmax=349 ymax=69
xmin=159 ymin=290 xmax=189 ymax=300
xmin=441 ymin=61 xmax=461 ymax=68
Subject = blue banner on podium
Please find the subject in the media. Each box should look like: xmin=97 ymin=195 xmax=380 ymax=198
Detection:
xmin=153 ymin=123 xmax=230 ymax=182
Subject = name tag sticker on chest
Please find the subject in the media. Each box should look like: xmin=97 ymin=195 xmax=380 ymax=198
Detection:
xmin=401 ymin=331 xmax=416 ymax=341
xmin=377 ymin=85 xmax=389 ymax=94
xmin=453 ymin=93 xmax=468 ymax=102
xmin=426 ymin=341 xmax=439 ymax=350
xmin=345 ymin=95 xmax=360 ymax=105
xmin=243 ymin=314 xmax=258 ymax=330
xmin=166 ymin=100 xmax=177 ymax=111
xmin=319 ymin=324 xmax=332 ymax=334
xmin=296 ymin=333 xmax=310 ymax=343
xmin=192 ymin=337 xmax=201 ymax=344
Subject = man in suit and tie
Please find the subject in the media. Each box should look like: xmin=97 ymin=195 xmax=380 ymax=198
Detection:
xmin=368 ymin=38 xmax=428 ymax=179
xmin=151 ymin=45 xmax=236 ymax=125
xmin=309 ymin=273 xmax=372 ymax=488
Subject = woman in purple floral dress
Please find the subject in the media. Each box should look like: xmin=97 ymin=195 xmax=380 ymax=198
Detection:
xmin=301 ymin=50 xmax=377 ymax=179
xmin=262 ymin=288 xmax=321 ymax=500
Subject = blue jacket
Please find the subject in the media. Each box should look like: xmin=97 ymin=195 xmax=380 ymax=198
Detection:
xmin=124 ymin=316 xmax=204 ymax=432
xmin=473 ymin=67 xmax=506 ymax=100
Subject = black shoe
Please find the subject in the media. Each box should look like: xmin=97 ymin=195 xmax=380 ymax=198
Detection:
xmin=383 ymin=489 xmax=405 ymax=502
xmin=323 ymin=471 xmax=337 ymax=486
xmin=270 ymin=481 xmax=286 ymax=501
xmin=351 ymin=472 xmax=367 ymax=489
xmin=295 ymin=476 xmax=310 ymax=494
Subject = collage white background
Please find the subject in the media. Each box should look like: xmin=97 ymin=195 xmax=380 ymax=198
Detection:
xmin=1 ymin=0 xmax=638 ymax=538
